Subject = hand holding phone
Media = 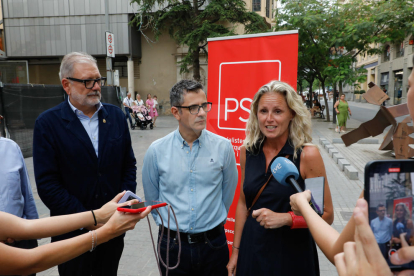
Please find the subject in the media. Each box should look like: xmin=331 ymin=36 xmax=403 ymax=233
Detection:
xmin=117 ymin=201 xmax=167 ymax=213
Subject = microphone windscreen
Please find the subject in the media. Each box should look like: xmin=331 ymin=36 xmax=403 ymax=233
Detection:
xmin=270 ymin=157 xmax=299 ymax=186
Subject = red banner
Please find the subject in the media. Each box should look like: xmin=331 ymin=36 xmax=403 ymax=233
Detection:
xmin=206 ymin=31 xmax=299 ymax=253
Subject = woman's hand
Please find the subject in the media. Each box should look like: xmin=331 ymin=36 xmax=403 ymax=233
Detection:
xmin=227 ymin=250 xmax=239 ymax=276
xmin=334 ymin=199 xmax=392 ymax=276
xmin=252 ymin=208 xmax=291 ymax=229
xmin=336 ymin=109 xmax=340 ymax=114
xmin=290 ymin=190 xmax=312 ymax=216
xmin=95 ymin=191 xmax=140 ymax=224
xmin=101 ymin=206 xmax=152 ymax=241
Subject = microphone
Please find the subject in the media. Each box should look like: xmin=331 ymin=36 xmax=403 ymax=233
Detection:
xmin=270 ymin=157 xmax=303 ymax=192
xmin=271 ymin=157 xmax=322 ymax=215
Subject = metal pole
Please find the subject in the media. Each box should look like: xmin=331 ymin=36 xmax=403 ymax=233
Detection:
xmin=105 ymin=0 xmax=113 ymax=86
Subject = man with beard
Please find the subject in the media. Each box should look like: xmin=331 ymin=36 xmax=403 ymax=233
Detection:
xmin=33 ymin=52 xmax=137 ymax=276
xmin=142 ymin=80 xmax=238 ymax=275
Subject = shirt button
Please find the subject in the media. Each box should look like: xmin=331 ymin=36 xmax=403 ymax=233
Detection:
xmin=186 ymin=151 xmax=189 ymax=154
xmin=191 ymin=208 xmax=194 ymax=211
xmin=190 ymin=170 xmax=193 ymax=173
xmin=190 ymin=227 xmax=193 ymax=230
xmin=191 ymin=189 xmax=193 ymax=192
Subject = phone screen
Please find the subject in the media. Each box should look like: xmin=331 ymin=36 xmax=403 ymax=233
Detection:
xmin=365 ymin=160 xmax=414 ymax=271
xmin=305 ymin=177 xmax=325 ymax=216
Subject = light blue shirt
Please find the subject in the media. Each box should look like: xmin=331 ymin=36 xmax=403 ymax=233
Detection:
xmin=142 ymin=128 xmax=238 ymax=233
xmin=0 ymin=137 xmax=39 ymax=219
xmin=68 ymin=98 xmax=102 ymax=157
xmin=371 ymin=216 xmax=393 ymax=243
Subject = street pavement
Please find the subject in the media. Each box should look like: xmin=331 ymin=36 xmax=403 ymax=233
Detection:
xmin=23 ymin=107 xmax=395 ymax=276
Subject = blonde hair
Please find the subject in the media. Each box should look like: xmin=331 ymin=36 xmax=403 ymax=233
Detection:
xmin=394 ymin=203 xmax=410 ymax=222
xmin=243 ymin=80 xmax=313 ymax=159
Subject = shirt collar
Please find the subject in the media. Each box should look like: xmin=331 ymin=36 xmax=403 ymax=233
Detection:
xmin=174 ymin=128 xmax=205 ymax=148
xmin=68 ymin=98 xmax=103 ymax=116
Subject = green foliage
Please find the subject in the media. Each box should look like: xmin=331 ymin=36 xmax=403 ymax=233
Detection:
xmin=275 ymin=0 xmax=414 ymax=121
xmin=131 ymin=0 xmax=269 ymax=81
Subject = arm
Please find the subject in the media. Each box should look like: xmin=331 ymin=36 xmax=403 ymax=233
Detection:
xmin=290 ymin=190 xmax=364 ymax=264
xmin=17 ymin=143 xmax=38 ymax=220
xmin=142 ymin=145 xmax=160 ymax=222
xmin=222 ymin=141 xmax=238 ymax=213
xmin=0 ymin=205 xmax=151 ymax=275
xmin=0 ymin=191 xmax=134 ymax=241
xmin=33 ymin=118 xmax=87 ymax=215
xmin=300 ymin=145 xmax=334 ymax=224
xmin=227 ymin=146 xmax=248 ymax=276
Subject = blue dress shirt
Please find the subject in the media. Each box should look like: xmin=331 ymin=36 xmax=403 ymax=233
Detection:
xmin=68 ymin=98 xmax=102 ymax=157
xmin=142 ymin=128 xmax=238 ymax=233
xmin=0 ymin=137 xmax=39 ymax=219
xmin=370 ymin=216 xmax=393 ymax=243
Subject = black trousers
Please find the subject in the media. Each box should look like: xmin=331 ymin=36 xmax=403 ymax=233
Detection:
xmin=157 ymin=227 xmax=229 ymax=276
xmin=57 ymin=235 xmax=124 ymax=276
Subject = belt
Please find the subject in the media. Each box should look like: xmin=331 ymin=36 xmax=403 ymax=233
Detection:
xmin=159 ymin=224 xmax=224 ymax=244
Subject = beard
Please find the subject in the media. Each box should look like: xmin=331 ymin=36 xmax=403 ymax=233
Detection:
xmin=70 ymin=87 xmax=101 ymax=107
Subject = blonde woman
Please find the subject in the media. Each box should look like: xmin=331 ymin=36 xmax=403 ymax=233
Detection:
xmin=226 ymin=80 xmax=333 ymax=276
xmin=391 ymin=203 xmax=413 ymax=244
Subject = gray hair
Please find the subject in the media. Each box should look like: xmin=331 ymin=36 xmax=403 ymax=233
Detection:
xmin=59 ymin=52 xmax=97 ymax=81
xmin=170 ymin=80 xmax=204 ymax=107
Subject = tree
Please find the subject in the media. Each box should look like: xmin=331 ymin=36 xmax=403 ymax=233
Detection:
xmin=131 ymin=0 xmax=269 ymax=82
xmin=276 ymin=0 xmax=414 ymax=122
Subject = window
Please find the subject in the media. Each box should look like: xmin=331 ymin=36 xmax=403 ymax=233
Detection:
xmin=395 ymin=42 xmax=404 ymax=58
xmin=383 ymin=45 xmax=390 ymax=62
xmin=113 ymin=61 xmax=128 ymax=77
xmin=253 ymin=0 xmax=261 ymax=11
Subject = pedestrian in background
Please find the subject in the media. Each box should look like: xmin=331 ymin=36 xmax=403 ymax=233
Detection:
xmin=135 ymin=93 xmax=144 ymax=106
xmin=153 ymin=95 xmax=159 ymax=127
xmin=334 ymin=94 xmax=352 ymax=133
xmin=146 ymin=93 xmax=158 ymax=127
xmin=33 ymin=52 xmax=137 ymax=276
xmin=123 ymin=92 xmax=135 ymax=130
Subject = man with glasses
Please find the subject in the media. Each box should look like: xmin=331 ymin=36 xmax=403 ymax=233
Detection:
xmin=33 ymin=52 xmax=137 ymax=276
xmin=142 ymin=79 xmax=238 ymax=276
xmin=370 ymin=204 xmax=393 ymax=259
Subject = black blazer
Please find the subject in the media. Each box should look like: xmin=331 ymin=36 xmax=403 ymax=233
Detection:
xmin=33 ymin=99 xmax=137 ymax=241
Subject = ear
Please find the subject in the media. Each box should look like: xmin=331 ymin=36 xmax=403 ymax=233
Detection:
xmin=171 ymin=106 xmax=181 ymax=121
xmin=62 ymin=79 xmax=71 ymax=96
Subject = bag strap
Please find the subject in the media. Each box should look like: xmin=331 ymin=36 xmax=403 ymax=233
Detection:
xmin=247 ymin=154 xmax=290 ymax=215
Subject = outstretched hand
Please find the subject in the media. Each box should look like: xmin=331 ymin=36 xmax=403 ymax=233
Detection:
xmin=289 ymin=190 xmax=312 ymax=216
xmin=95 ymin=191 xmax=140 ymax=224
xmin=334 ymin=199 xmax=392 ymax=276
xmin=102 ymin=206 xmax=152 ymax=240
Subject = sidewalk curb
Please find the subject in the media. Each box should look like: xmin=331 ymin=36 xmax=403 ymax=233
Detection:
xmin=319 ymin=138 xmax=359 ymax=180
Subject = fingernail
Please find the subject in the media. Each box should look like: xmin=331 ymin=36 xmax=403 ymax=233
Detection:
xmin=392 ymin=252 xmax=401 ymax=263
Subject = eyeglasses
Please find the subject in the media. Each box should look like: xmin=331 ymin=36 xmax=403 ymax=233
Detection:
xmin=174 ymin=102 xmax=213 ymax=115
xmin=67 ymin=77 xmax=107 ymax=89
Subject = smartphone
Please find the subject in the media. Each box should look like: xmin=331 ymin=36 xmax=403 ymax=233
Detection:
xmin=305 ymin=177 xmax=325 ymax=216
xmin=117 ymin=201 xmax=167 ymax=213
xmin=365 ymin=160 xmax=414 ymax=271
xmin=118 ymin=190 xmax=142 ymax=204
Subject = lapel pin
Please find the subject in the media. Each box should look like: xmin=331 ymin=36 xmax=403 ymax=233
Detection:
xmin=103 ymin=119 xmax=106 ymax=123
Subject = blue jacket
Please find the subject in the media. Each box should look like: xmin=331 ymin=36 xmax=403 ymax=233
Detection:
xmin=33 ymin=99 xmax=136 ymax=241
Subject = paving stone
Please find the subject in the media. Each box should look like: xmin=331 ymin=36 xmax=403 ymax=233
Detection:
xmin=345 ymin=165 xmax=359 ymax=180
xmin=358 ymin=138 xmax=379 ymax=144
xmin=332 ymin=138 xmax=344 ymax=144
xmin=338 ymin=158 xmax=351 ymax=171
xmin=333 ymin=153 xmax=345 ymax=164
xmin=328 ymin=148 xmax=339 ymax=158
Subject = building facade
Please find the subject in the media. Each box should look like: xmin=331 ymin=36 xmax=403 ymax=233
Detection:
xmin=1 ymin=0 xmax=273 ymax=113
